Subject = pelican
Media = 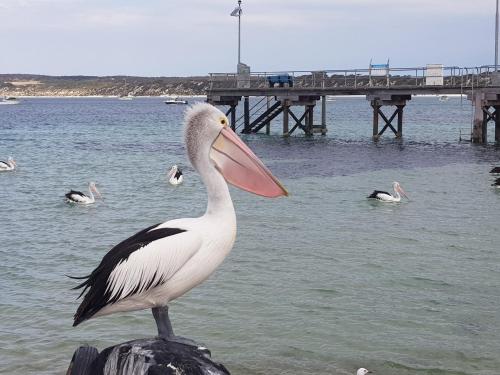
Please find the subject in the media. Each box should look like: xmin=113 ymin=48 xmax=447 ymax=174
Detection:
xmin=490 ymin=167 xmax=500 ymax=174
xmin=168 ymin=165 xmax=183 ymax=185
xmin=0 ymin=156 xmax=16 ymax=171
xmin=368 ymin=181 xmax=409 ymax=202
xmin=492 ymin=177 xmax=500 ymax=188
xmin=357 ymin=368 xmax=372 ymax=375
xmin=65 ymin=182 xmax=102 ymax=205
xmin=71 ymin=103 xmax=288 ymax=342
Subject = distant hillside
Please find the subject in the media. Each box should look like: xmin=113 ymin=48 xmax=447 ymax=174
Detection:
xmin=0 ymin=74 xmax=210 ymax=96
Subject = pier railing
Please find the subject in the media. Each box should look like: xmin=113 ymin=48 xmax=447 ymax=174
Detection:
xmin=209 ymin=65 xmax=498 ymax=91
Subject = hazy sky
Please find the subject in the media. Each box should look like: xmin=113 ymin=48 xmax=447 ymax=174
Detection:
xmin=0 ymin=0 xmax=496 ymax=76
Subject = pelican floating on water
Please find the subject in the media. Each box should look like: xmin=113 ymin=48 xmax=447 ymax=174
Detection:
xmin=71 ymin=103 xmax=288 ymax=341
xmin=357 ymin=368 xmax=372 ymax=375
xmin=168 ymin=165 xmax=183 ymax=185
xmin=368 ymin=181 xmax=409 ymax=202
xmin=65 ymin=182 xmax=102 ymax=205
xmin=490 ymin=167 xmax=500 ymax=174
xmin=0 ymin=156 xmax=16 ymax=171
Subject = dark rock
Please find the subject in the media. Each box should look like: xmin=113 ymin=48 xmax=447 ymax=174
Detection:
xmin=67 ymin=338 xmax=230 ymax=375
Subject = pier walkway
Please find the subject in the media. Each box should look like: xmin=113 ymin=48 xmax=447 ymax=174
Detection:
xmin=207 ymin=65 xmax=500 ymax=143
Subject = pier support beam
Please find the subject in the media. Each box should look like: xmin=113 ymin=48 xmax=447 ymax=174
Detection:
xmin=243 ymin=96 xmax=250 ymax=133
xmin=469 ymin=91 xmax=500 ymax=144
xmin=367 ymin=94 xmax=411 ymax=140
xmin=282 ymin=100 xmax=290 ymax=136
xmin=321 ymin=95 xmax=327 ymax=135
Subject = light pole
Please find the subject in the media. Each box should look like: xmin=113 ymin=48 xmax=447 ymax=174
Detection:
xmin=496 ymin=0 xmax=499 ymax=71
xmin=231 ymin=0 xmax=242 ymax=66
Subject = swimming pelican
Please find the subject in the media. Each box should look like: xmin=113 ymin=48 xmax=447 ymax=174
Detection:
xmin=490 ymin=167 xmax=500 ymax=174
xmin=0 ymin=156 xmax=16 ymax=171
xmin=168 ymin=165 xmax=183 ymax=185
xmin=65 ymin=182 xmax=102 ymax=205
xmin=368 ymin=181 xmax=409 ymax=202
xmin=71 ymin=103 xmax=288 ymax=342
xmin=492 ymin=177 xmax=500 ymax=188
xmin=356 ymin=368 xmax=372 ymax=375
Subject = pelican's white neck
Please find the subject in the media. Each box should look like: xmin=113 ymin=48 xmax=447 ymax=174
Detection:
xmin=88 ymin=184 xmax=95 ymax=203
xmin=196 ymin=157 xmax=234 ymax=218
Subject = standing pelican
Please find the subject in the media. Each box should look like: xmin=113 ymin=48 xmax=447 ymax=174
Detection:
xmin=65 ymin=182 xmax=102 ymax=205
xmin=368 ymin=181 xmax=409 ymax=202
xmin=168 ymin=165 xmax=183 ymax=185
xmin=0 ymin=156 xmax=16 ymax=171
xmin=71 ymin=104 xmax=288 ymax=341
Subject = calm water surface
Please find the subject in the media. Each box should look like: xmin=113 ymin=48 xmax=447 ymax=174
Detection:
xmin=0 ymin=97 xmax=499 ymax=375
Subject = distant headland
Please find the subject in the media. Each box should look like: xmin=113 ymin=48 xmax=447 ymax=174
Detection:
xmin=0 ymin=74 xmax=210 ymax=97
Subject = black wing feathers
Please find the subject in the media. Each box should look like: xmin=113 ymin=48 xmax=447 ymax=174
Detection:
xmin=65 ymin=190 xmax=86 ymax=200
xmin=368 ymin=190 xmax=390 ymax=199
xmin=72 ymin=223 xmax=186 ymax=326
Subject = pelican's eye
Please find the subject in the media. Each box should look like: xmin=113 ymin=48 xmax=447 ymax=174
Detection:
xmin=220 ymin=118 xmax=227 ymax=127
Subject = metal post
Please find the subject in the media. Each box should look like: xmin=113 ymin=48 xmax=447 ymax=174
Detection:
xmin=266 ymin=97 xmax=271 ymax=135
xmin=496 ymin=0 xmax=499 ymax=71
xmin=238 ymin=0 xmax=242 ymax=65
xmin=482 ymin=107 xmax=488 ymax=143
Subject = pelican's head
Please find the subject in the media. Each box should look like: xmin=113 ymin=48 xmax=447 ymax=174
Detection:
xmin=185 ymin=103 xmax=288 ymax=198
xmin=168 ymin=165 xmax=178 ymax=176
xmin=393 ymin=181 xmax=409 ymax=200
xmin=89 ymin=182 xmax=102 ymax=199
xmin=356 ymin=368 xmax=372 ymax=375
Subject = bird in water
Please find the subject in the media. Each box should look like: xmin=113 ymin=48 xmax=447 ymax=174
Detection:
xmin=168 ymin=165 xmax=183 ymax=185
xmin=356 ymin=368 xmax=372 ymax=375
xmin=0 ymin=156 xmax=16 ymax=171
xmin=490 ymin=166 xmax=500 ymax=174
xmin=368 ymin=181 xmax=409 ymax=202
xmin=492 ymin=177 xmax=500 ymax=188
xmin=70 ymin=103 xmax=288 ymax=343
xmin=65 ymin=182 xmax=102 ymax=205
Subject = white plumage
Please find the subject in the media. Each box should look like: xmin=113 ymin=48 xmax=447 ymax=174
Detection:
xmin=167 ymin=165 xmax=183 ymax=185
xmin=65 ymin=182 xmax=102 ymax=205
xmin=0 ymin=156 xmax=16 ymax=171
xmin=72 ymin=103 xmax=287 ymax=339
xmin=368 ymin=181 xmax=409 ymax=202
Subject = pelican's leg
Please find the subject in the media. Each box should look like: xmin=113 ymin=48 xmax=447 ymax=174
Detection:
xmin=152 ymin=306 xmax=174 ymax=338
xmin=151 ymin=307 xmax=204 ymax=348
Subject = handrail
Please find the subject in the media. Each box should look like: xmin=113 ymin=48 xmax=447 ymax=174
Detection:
xmin=209 ymin=65 xmax=498 ymax=90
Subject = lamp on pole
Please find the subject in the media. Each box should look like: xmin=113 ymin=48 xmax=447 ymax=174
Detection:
xmin=231 ymin=0 xmax=242 ymax=66
xmin=496 ymin=0 xmax=499 ymax=71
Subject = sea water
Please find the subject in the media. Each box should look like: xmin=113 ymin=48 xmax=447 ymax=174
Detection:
xmin=0 ymin=97 xmax=499 ymax=375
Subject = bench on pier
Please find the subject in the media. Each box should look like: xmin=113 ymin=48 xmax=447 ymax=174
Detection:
xmin=267 ymin=74 xmax=293 ymax=88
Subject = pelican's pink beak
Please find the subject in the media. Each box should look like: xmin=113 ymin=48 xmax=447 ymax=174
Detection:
xmin=92 ymin=186 xmax=103 ymax=199
xmin=210 ymin=127 xmax=288 ymax=198
xmin=397 ymin=186 xmax=409 ymax=200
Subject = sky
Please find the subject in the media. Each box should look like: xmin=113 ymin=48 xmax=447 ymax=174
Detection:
xmin=0 ymin=0 xmax=496 ymax=76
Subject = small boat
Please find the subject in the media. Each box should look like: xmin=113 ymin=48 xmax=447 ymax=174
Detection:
xmin=118 ymin=95 xmax=134 ymax=100
xmin=164 ymin=97 xmax=188 ymax=105
xmin=438 ymin=95 xmax=449 ymax=102
xmin=0 ymin=96 xmax=20 ymax=105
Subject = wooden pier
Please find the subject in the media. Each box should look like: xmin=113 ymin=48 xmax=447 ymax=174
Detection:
xmin=207 ymin=65 xmax=500 ymax=143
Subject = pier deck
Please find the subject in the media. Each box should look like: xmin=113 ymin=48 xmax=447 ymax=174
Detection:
xmin=207 ymin=65 xmax=500 ymax=143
